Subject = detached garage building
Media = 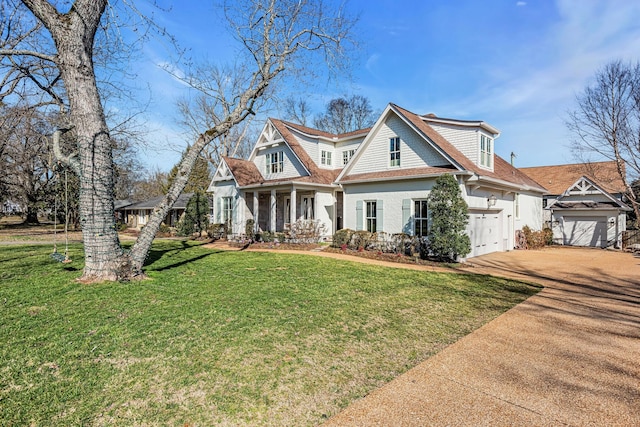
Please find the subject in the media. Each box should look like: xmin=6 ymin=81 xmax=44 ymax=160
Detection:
xmin=520 ymin=162 xmax=631 ymax=248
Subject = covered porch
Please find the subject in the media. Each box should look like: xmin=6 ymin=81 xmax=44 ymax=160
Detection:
xmin=236 ymin=184 xmax=342 ymax=238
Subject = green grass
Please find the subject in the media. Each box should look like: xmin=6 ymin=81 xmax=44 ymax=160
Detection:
xmin=0 ymin=241 xmax=540 ymax=426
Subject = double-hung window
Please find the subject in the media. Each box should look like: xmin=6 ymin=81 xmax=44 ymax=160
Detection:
xmin=321 ymin=150 xmax=332 ymax=166
xmin=389 ymin=137 xmax=400 ymax=167
xmin=366 ymin=201 xmax=377 ymax=232
xmin=414 ymin=200 xmax=429 ymax=237
xmin=342 ymin=149 xmax=356 ymax=165
xmin=266 ymin=151 xmax=284 ymax=174
xmin=222 ymin=196 xmax=233 ymax=228
xmin=480 ymin=135 xmax=492 ymax=168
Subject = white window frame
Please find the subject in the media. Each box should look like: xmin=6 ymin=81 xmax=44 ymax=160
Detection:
xmin=284 ymin=197 xmax=291 ymax=224
xmin=266 ymin=151 xmax=284 ymax=174
xmin=366 ymin=200 xmax=377 ymax=232
xmin=222 ymin=196 xmax=233 ymax=228
xmin=321 ymin=150 xmax=332 ymax=166
xmin=414 ymin=199 xmax=429 ymax=237
xmin=389 ymin=137 xmax=400 ymax=167
xmin=480 ymin=134 xmax=492 ymax=168
xmin=342 ymin=149 xmax=356 ymax=166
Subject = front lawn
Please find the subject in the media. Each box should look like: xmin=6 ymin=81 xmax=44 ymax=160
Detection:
xmin=0 ymin=241 xmax=539 ymax=426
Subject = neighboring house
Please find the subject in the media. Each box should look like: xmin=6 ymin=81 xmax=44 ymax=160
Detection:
xmin=208 ymin=103 xmax=546 ymax=258
xmin=116 ymin=193 xmax=193 ymax=230
xmin=520 ymin=162 xmax=631 ymax=248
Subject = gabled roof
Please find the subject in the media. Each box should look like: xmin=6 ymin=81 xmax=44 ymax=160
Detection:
xmin=222 ymin=157 xmax=263 ymax=187
xmin=337 ymin=103 xmax=546 ymax=192
xmin=119 ymin=193 xmax=194 ymax=210
xmin=220 ymin=118 xmax=355 ymax=189
xmin=548 ymin=176 xmax=631 ymax=211
xmin=519 ymin=161 xmax=626 ymax=195
xmin=276 ymin=119 xmax=370 ymax=141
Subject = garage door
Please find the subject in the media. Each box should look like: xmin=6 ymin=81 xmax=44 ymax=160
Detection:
xmin=562 ymin=216 xmax=607 ymax=247
xmin=468 ymin=212 xmax=501 ymax=257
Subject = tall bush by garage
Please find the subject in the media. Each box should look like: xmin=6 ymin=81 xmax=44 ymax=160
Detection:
xmin=427 ymin=174 xmax=471 ymax=261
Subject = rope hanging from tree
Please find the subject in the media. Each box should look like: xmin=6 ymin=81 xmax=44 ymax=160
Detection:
xmin=51 ymin=168 xmax=72 ymax=264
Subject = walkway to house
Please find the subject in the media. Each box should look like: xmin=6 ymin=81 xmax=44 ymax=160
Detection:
xmin=320 ymin=247 xmax=640 ymax=426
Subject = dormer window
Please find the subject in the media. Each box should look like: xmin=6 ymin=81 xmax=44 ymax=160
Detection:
xmin=480 ymin=134 xmax=493 ymax=168
xmin=390 ymin=137 xmax=401 ymax=167
xmin=321 ymin=150 xmax=332 ymax=166
xmin=266 ymin=151 xmax=283 ymax=174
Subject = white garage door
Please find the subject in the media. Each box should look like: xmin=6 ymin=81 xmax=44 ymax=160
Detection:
xmin=468 ymin=212 xmax=501 ymax=257
xmin=562 ymin=216 xmax=607 ymax=247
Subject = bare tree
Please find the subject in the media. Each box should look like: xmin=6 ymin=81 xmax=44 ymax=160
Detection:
xmin=567 ymin=60 xmax=640 ymax=222
xmin=1 ymin=0 xmax=355 ymax=281
xmin=283 ymin=96 xmax=313 ymax=126
xmin=314 ymin=94 xmax=376 ymax=134
xmin=176 ymin=92 xmax=254 ymax=168
xmin=1 ymin=103 xmax=56 ymax=223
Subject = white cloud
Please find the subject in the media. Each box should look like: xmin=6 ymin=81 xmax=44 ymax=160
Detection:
xmin=516 ymin=1 xmax=527 ymax=6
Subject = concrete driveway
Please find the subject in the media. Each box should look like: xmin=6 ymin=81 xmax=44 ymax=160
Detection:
xmin=324 ymin=247 xmax=640 ymax=426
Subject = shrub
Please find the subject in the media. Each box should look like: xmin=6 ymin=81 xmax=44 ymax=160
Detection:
xmin=352 ymin=230 xmax=373 ymax=250
xmin=332 ymin=228 xmax=354 ymax=248
xmin=245 ymin=219 xmax=255 ymax=239
xmin=522 ymin=226 xmax=553 ymax=249
xmin=288 ymin=219 xmax=326 ymax=243
xmin=207 ymin=223 xmax=227 ymax=240
xmin=427 ymin=174 xmax=471 ymax=261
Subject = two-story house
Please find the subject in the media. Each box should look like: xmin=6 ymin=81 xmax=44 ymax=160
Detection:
xmin=208 ymin=103 xmax=546 ymax=258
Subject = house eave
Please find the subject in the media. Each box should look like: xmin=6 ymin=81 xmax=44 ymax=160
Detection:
xmin=468 ymin=175 xmax=546 ymax=193
xmin=338 ymin=171 xmax=472 ymax=185
xmin=239 ymin=180 xmax=338 ymax=190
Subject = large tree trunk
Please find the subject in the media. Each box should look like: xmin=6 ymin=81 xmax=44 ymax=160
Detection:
xmin=36 ymin=0 xmax=131 ymax=281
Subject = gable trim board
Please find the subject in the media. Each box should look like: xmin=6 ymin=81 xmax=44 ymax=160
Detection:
xmin=208 ymin=102 xmax=547 ymax=258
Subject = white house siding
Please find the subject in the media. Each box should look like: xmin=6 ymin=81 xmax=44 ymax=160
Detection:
xmin=317 ymin=140 xmax=336 ymax=169
xmin=335 ymin=139 xmax=363 ymax=166
xmin=350 ymin=115 xmax=450 ymax=175
xmin=212 ymin=181 xmax=244 ymax=235
xmin=293 ymin=132 xmax=319 ymax=165
xmin=342 ymin=179 xmax=436 ymax=234
xmin=314 ymin=191 xmax=336 ymax=237
xmin=428 ymin=123 xmax=480 ymax=165
xmin=460 ymin=186 xmax=542 ymax=254
xmin=254 ymin=144 xmax=308 ymax=180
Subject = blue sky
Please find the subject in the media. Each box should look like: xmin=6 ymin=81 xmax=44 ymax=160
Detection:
xmin=133 ymin=0 xmax=640 ymax=171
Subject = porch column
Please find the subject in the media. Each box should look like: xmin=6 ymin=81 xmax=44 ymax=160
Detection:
xmin=290 ymin=187 xmax=297 ymax=224
xmin=313 ymin=190 xmax=318 ymax=220
xmin=270 ymin=189 xmax=277 ymax=231
xmin=253 ymin=192 xmax=259 ymax=232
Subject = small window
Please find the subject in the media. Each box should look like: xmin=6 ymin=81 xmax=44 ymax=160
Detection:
xmin=266 ymin=151 xmax=284 ymax=174
xmin=414 ymin=200 xmax=429 ymax=237
xmin=342 ymin=149 xmax=356 ymax=165
xmin=366 ymin=201 xmax=377 ymax=232
xmin=480 ymin=135 xmax=492 ymax=168
xmin=321 ymin=150 xmax=332 ymax=166
xmin=389 ymin=137 xmax=400 ymax=167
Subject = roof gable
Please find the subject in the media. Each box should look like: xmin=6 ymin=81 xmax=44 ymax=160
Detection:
xmin=549 ymin=176 xmax=631 ymax=211
xmin=337 ymin=104 xmax=545 ymax=192
xmin=520 ymin=161 xmax=626 ymax=195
